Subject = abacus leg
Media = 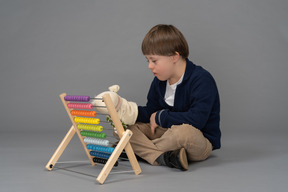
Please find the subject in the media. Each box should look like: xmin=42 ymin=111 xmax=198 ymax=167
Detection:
xmin=96 ymin=130 xmax=133 ymax=184
xmin=45 ymin=125 xmax=76 ymax=171
xmin=124 ymin=143 xmax=142 ymax=175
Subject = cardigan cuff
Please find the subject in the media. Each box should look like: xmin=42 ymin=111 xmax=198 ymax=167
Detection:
xmin=155 ymin=109 xmax=165 ymax=127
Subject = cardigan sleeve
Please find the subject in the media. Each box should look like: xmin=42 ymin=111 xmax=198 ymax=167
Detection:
xmin=137 ymin=78 xmax=163 ymax=123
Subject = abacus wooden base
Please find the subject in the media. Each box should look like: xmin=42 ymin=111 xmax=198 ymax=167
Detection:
xmin=45 ymin=93 xmax=141 ymax=184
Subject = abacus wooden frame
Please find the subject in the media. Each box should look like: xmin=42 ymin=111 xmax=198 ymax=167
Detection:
xmin=45 ymin=93 xmax=141 ymax=184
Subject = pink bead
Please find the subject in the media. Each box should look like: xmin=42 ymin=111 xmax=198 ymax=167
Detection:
xmin=67 ymin=103 xmax=93 ymax=109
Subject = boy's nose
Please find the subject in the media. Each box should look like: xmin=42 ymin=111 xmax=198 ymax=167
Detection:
xmin=148 ymin=62 xmax=154 ymax=69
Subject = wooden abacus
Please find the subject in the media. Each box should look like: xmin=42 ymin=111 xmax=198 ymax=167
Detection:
xmin=45 ymin=93 xmax=141 ymax=184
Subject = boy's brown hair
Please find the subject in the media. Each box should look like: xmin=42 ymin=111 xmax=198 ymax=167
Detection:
xmin=142 ymin=24 xmax=189 ymax=58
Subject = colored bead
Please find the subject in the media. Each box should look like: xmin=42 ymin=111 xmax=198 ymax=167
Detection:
xmin=71 ymin=110 xmax=97 ymax=117
xmin=86 ymin=144 xmax=114 ymax=154
xmin=80 ymin=131 xmax=106 ymax=138
xmin=93 ymin=157 xmax=118 ymax=167
xmin=84 ymin=137 xmax=109 ymax=146
xmin=74 ymin=117 xmax=100 ymax=124
xmin=90 ymin=151 xmax=111 ymax=159
xmin=67 ymin=103 xmax=93 ymax=109
xmin=64 ymin=95 xmax=90 ymax=102
xmin=78 ymin=124 xmax=103 ymax=132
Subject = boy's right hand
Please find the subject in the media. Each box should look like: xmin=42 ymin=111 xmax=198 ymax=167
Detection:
xmin=150 ymin=112 xmax=158 ymax=135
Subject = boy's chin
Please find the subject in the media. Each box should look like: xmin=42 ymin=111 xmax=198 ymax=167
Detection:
xmin=156 ymin=76 xmax=168 ymax=82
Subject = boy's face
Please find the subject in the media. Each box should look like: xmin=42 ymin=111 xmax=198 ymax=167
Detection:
xmin=145 ymin=55 xmax=175 ymax=82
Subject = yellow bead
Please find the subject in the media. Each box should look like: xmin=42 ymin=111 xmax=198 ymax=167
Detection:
xmin=77 ymin=124 xmax=103 ymax=132
xmin=74 ymin=117 xmax=100 ymax=124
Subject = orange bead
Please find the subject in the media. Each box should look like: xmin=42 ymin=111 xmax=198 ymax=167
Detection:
xmin=71 ymin=110 xmax=97 ymax=117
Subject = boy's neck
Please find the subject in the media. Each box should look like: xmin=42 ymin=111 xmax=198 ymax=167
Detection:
xmin=168 ymin=58 xmax=187 ymax=85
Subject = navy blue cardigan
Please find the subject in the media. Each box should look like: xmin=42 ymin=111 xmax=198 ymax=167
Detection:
xmin=137 ymin=59 xmax=221 ymax=150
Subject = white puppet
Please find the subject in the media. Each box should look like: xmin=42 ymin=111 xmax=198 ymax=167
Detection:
xmin=91 ymin=85 xmax=138 ymax=126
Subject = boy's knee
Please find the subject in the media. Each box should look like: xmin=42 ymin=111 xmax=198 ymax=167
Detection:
xmin=171 ymin=124 xmax=212 ymax=161
xmin=172 ymin=124 xmax=201 ymax=139
xmin=171 ymin=124 xmax=206 ymax=148
xmin=128 ymin=122 xmax=155 ymax=139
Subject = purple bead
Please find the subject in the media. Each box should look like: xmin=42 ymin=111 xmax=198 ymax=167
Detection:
xmin=64 ymin=95 xmax=90 ymax=102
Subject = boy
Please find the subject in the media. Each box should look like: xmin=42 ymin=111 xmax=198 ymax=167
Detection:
xmin=129 ymin=24 xmax=221 ymax=171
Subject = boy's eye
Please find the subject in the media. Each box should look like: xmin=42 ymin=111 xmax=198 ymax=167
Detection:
xmin=146 ymin=59 xmax=157 ymax=64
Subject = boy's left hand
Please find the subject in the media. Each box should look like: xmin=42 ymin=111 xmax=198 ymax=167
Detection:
xmin=150 ymin=112 xmax=158 ymax=135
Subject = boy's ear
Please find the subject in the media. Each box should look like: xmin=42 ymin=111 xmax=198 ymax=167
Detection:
xmin=171 ymin=52 xmax=181 ymax=63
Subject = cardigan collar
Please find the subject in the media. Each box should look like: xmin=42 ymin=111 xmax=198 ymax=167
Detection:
xmin=182 ymin=58 xmax=195 ymax=83
xmin=157 ymin=58 xmax=195 ymax=94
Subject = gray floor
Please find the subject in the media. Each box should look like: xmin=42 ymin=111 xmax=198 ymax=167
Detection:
xmin=1 ymin=129 xmax=287 ymax=192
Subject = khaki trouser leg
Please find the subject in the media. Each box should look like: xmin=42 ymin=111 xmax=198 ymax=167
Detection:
xmin=129 ymin=123 xmax=212 ymax=165
xmin=128 ymin=122 xmax=166 ymax=165
xmin=152 ymin=124 xmax=213 ymax=161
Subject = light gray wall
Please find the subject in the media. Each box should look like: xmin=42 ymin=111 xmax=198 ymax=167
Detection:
xmin=1 ymin=0 xmax=287 ymax=136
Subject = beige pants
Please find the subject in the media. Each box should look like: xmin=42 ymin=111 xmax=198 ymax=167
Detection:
xmin=128 ymin=122 xmax=212 ymax=165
